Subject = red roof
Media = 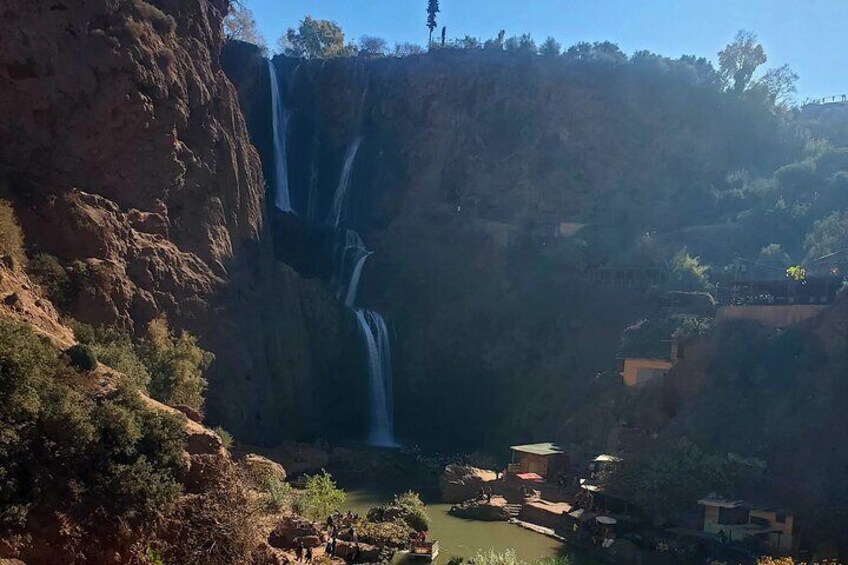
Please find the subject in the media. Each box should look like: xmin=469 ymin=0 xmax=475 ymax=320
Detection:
xmin=515 ymin=472 xmax=544 ymax=482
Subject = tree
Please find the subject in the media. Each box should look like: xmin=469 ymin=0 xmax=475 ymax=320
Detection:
xmin=140 ymin=317 xmax=214 ymax=413
xmin=223 ymin=2 xmax=266 ymax=49
xmin=539 ymin=36 xmax=561 ymax=56
xmin=278 ymin=16 xmax=353 ymax=59
xmin=804 ymin=210 xmax=848 ymax=262
xmin=718 ymin=30 xmax=767 ymax=92
xmin=758 ymin=64 xmax=799 ymax=108
xmin=358 ymin=35 xmax=388 ymax=57
xmin=426 ymin=0 xmax=440 ymax=45
xmin=669 ymin=249 xmax=710 ymax=291
xmin=484 ymin=30 xmax=506 ymax=51
xmin=298 ymin=470 xmax=346 ymax=520
xmin=505 ymin=34 xmax=536 ymax=54
xmin=394 ymin=42 xmax=425 ymax=57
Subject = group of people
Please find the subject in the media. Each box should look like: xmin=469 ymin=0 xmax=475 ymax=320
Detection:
xmin=477 ymin=484 xmax=495 ymax=502
xmin=316 ymin=510 xmax=363 ymax=563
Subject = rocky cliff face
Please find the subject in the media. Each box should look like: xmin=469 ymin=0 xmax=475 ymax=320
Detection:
xmin=228 ymin=49 xmax=802 ymax=450
xmin=0 ymin=0 xmax=358 ymax=443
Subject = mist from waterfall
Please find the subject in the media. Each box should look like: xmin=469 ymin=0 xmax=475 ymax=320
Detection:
xmin=327 ymin=137 xmax=362 ymax=227
xmin=268 ymin=60 xmax=292 ymax=213
xmin=355 ymin=309 xmax=396 ymax=447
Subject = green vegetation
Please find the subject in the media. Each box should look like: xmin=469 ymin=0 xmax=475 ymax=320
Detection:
xmin=74 ymin=323 xmax=152 ymax=390
xmin=141 ymin=317 xmax=213 ymax=414
xmin=0 ymin=199 xmax=26 ymax=269
xmin=0 ymin=318 xmax=185 ymax=527
xmin=262 ymin=473 xmax=295 ymax=512
xmin=278 ymin=16 xmax=354 ymax=59
xmin=368 ymin=490 xmax=430 ymax=531
xmin=296 ymin=470 xmax=346 ymax=520
xmin=426 ymin=0 xmax=440 ymax=45
xmin=606 ymin=439 xmax=762 ymax=520
xmin=717 ymin=30 xmax=767 ymax=93
xmin=669 ymin=249 xmax=710 ymax=291
xmin=213 ymin=426 xmax=233 ymax=449
xmin=27 ymin=253 xmax=71 ymax=307
xmin=65 ymin=343 xmax=98 ymax=371
xmin=73 ymin=319 xmax=212 ymax=413
xmin=466 ymin=549 xmax=572 ymax=565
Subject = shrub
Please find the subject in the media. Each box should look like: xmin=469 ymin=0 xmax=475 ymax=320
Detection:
xmin=296 ymin=470 xmax=345 ymax=521
xmin=65 ymin=343 xmax=98 ymax=371
xmin=0 ymin=318 xmax=185 ymax=528
xmin=262 ymin=473 xmax=295 ymax=512
xmin=213 ymin=426 xmax=233 ymax=449
xmin=0 ymin=199 xmax=26 ymax=269
xmin=27 ymin=253 xmax=71 ymax=307
xmin=73 ymin=322 xmax=151 ymax=390
xmin=669 ymin=248 xmax=710 ymax=291
xmin=392 ymin=491 xmax=430 ymax=531
xmin=140 ymin=317 xmax=213 ymax=414
xmin=471 ymin=548 xmax=526 ymax=565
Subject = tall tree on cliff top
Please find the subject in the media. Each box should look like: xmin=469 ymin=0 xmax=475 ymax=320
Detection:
xmin=718 ymin=30 xmax=767 ymax=93
xmin=426 ymin=0 xmax=440 ymax=46
xmin=223 ymin=2 xmax=266 ymax=49
xmin=278 ymin=16 xmax=354 ymax=59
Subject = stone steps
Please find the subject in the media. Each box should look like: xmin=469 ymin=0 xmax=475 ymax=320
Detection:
xmin=503 ymin=504 xmax=522 ymax=517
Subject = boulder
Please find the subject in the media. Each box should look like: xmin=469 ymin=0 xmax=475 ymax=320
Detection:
xmin=268 ymin=516 xmax=325 ymax=550
xmin=439 ymin=464 xmax=498 ymax=503
xmin=334 ymin=540 xmax=381 ymax=563
xmin=449 ymin=498 xmax=511 ymax=521
xmin=239 ymin=453 xmax=287 ymax=486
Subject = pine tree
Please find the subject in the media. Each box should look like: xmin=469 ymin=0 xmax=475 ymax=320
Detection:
xmin=426 ymin=0 xmax=440 ymax=46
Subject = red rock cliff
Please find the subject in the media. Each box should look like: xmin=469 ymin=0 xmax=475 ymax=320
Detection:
xmin=0 ymin=0 xmax=352 ymax=442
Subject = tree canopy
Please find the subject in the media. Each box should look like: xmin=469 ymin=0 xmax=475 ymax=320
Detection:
xmin=718 ymin=30 xmax=767 ymax=92
xmin=223 ymin=2 xmax=266 ymax=49
xmin=278 ymin=16 xmax=355 ymax=59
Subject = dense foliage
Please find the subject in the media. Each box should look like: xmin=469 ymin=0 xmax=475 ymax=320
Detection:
xmin=0 ymin=319 xmax=185 ymax=529
xmin=606 ymin=439 xmax=762 ymax=520
xmin=296 ymin=470 xmax=346 ymax=520
xmin=74 ymin=318 xmax=213 ymax=413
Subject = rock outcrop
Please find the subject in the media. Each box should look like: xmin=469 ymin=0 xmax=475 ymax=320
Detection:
xmin=439 ymin=464 xmax=498 ymax=503
xmin=268 ymin=516 xmax=325 ymax=549
xmin=449 ymin=497 xmax=511 ymax=521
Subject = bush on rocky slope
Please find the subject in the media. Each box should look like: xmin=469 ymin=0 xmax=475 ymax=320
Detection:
xmin=0 ymin=318 xmax=185 ymax=532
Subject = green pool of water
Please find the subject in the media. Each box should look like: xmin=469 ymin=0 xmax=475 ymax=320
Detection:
xmin=341 ymin=485 xmax=589 ymax=563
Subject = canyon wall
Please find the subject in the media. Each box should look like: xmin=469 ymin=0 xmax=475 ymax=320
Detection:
xmin=228 ymin=48 xmax=803 ymax=450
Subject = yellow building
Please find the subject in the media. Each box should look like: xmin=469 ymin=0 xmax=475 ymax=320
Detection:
xmin=698 ymin=497 xmax=794 ymax=552
xmin=620 ymin=357 xmax=673 ymax=387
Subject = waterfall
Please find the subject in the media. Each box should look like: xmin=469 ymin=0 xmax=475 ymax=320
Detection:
xmin=334 ymin=230 xmax=372 ymax=307
xmin=355 ymin=309 xmax=395 ymax=447
xmin=268 ymin=60 xmax=293 ymax=213
xmin=327 ymin=137 xmax=362 ymax=227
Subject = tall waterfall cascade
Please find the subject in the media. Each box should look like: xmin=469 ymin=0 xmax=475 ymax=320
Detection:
xmin=266 ymin=60 xmax=395 ymax=446
xmin=355 ymin=309 xmax=396 ymax=447
xmin=268 ymin=60 xmax=292 ymax=213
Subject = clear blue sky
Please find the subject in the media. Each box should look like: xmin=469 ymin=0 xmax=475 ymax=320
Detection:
xmin=244 ymin=0 xmax=847 ymax=102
